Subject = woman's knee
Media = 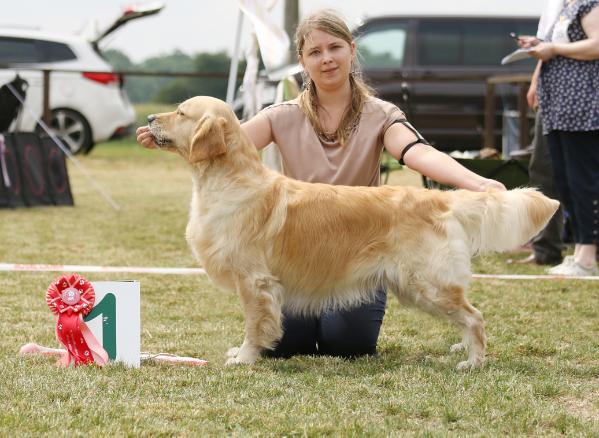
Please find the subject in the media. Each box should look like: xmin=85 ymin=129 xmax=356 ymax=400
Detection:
xmin=317 ymin=289 xmax=387 ymax=358
xmin=262 ymin=313 xmax=318 ymax=358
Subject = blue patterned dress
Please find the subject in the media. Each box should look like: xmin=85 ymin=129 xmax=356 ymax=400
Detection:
xmin=538 ymin=0 xmax=599 ymax=134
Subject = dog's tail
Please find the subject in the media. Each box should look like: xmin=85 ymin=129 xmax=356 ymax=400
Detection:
xmin=450 ymin=188 xmax=560 ymax=255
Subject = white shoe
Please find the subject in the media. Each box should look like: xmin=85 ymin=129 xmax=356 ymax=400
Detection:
xmin=546 ymin=255 xmax=575 ymax=275
xmin=547 ymin=260 xmax=598 ymax=277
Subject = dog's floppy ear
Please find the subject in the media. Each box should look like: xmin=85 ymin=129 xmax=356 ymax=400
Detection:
xmin=189 ymin=115 xmax=228 ymax=163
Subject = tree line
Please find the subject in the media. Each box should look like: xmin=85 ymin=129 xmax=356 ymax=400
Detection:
xmin=103 ymin=49 xmax=246 ymax=104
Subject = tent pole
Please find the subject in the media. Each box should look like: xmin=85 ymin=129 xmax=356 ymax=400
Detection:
xmin=226 ymin=9 xmax=244 ymax=105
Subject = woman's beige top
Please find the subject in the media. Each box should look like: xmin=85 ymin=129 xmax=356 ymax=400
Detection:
xmin=260 ymin=96 xmax=404 ymax=187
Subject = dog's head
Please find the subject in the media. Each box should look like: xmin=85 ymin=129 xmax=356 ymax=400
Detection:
xmin=146 ymin=96 xmax=237 ymax=164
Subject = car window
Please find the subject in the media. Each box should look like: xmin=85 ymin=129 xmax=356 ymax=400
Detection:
xmin=462 ymin=23 xmax=511 ymax=65
xmin=39 ymin=40 xmax=77 ymax=62
xmin=0 ymin=37 xmax=76 ymax=64
xmin=356 ymin=24 xmax=407 ymax=68
xmin=418 ymin=22 xmax=460 ymax=66
xmin=417 ymin=20 xmax=537 ymax=67
xmin=0 ymin=37 xmax=39 ymax=63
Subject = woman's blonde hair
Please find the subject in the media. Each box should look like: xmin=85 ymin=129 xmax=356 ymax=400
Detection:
xmin=295 ymin=9 xmax=373 ymax=146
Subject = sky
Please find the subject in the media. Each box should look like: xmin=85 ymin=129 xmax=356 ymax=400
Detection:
xmin=1 ymin=0 xmax=546 ymax=63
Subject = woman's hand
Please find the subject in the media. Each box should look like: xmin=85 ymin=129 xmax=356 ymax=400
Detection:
xmin=477 ymin=178 xmax=507 ymax=192
xmin=529 ymin=42 xmax=557 ymax=61
xmin=136 ymin=126 xmax=158 ymax=149
xmin=517 ymin=35 xmax=541 ymax=49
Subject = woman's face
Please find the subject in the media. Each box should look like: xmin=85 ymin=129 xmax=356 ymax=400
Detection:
xmin=299 ymin=29 xmax=355 ymax=92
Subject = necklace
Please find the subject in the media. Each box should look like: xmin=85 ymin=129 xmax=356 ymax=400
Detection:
xmin=316 ymin=114 xmax=361 ymax=145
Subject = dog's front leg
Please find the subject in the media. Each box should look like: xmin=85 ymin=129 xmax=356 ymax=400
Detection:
xmin=225 ymin=274 xmax=284 ymax=365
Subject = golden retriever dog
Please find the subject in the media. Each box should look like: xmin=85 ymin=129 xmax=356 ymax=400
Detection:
xmin=145 ymin=96 xmax=559 ymax=370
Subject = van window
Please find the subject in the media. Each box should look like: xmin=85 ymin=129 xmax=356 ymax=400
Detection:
xmin=357 ymin=24 xmax=407 ymax=68
xmin=417 ymin=20 xmax=536 ymax=66
xmin=0 ymin=37 xmax=76 ymax=64
xmin=462 ymin=23 xmax=511 ymax=65
xmin=418 ymin=22 xmax=460 ymax=66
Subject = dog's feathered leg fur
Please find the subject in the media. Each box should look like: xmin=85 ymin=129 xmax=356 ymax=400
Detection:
xmin=397 ymin=280 xmax=486 ymax=370
xmin=225 ymin=273 xmax=284 ymax=365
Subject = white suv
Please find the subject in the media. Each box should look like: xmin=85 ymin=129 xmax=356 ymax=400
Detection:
xmin=0 ymin=4 xmax=162 ymax=153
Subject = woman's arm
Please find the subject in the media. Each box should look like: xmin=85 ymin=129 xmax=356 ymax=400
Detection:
xmin=383 ymin=123 xmax=506 ymax=191
xmin=240 ymin=113 xmax=274 ymax=151
xmin=527 ymin=60 xmax=543 ymax=109
xmin=530 ymin=6 xmax=599 ymax=61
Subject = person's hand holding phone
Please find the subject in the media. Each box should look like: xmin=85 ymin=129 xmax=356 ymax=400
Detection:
xmin=511 ymin=33 xmax=542 ymax=48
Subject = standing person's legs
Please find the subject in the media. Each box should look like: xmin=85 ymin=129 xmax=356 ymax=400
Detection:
xmin=546 ymin=130 xmax=599 ymax=275
xmin=559 ymin=131 xmax=599 ymax=269
xmin=527 ymin=113 xmax=563 ymax=264
xmin=317 ymin=289 xmax=387 ymax=358
xmin=546 ymin=131 xmax=578 ymax=239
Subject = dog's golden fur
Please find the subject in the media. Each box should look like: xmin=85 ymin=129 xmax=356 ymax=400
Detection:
xmin=147 ymin=96 xmax=560 ymax=370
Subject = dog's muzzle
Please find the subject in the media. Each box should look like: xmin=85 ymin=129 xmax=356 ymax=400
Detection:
xmin=147 ymin=120 xmax=172 ymax=147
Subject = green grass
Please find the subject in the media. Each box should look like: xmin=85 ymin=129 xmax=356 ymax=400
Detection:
xmin=1 ymin=138 xmax=598 ymax=436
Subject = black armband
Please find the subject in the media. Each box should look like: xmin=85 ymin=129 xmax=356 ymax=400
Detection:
xmin=390 ymin=118 xmax=430 ymax=165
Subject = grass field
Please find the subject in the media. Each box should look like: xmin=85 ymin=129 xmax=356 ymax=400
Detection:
xmin=0 ymin=133 xmax=598 ymax=436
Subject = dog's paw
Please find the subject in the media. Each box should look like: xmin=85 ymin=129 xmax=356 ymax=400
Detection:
xmin=456 ymin=358 xmax=484 ymax=371
xmin=226 ymin=347 xmax=240 ymax=358
xmin=450 ymin=342 xmax=467 ymax=353
xmin=224 ymin=355 xmax=254 ymax=366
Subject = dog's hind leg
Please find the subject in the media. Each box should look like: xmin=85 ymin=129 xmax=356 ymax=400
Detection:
xmin=450 ymin=299 xmax=486 ymax=371
xmin=225 ymin=274 xmax=284 ymax=365
xmin=403 ymin=282 xmax=486 ymax=371
xmin=437 ymin=285 xmax=486 ymax=371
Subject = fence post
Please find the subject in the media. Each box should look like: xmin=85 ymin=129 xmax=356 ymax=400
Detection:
xmin=484 ymin=81 xmax=495 ymax=150
xmin=518 ymin=82 xmax=529 ymax=148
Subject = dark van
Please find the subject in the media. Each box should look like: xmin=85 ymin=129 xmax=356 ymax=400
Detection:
xmin=354 ymin=15 xmax=539 ymax=151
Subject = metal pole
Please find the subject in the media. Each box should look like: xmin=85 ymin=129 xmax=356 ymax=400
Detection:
xmin=518 ymin=83 xmax=529 ymax=149
xmin=226 ymin=10 xmax=244 ymax=105
xmin=284 ymin=0 xmax=299 ymax=64
xmin=42 ymin=70 xmax=51 ymax=125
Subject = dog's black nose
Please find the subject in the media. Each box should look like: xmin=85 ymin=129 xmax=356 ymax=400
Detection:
xmin=147 ymin=114 xmax=156 ymax=123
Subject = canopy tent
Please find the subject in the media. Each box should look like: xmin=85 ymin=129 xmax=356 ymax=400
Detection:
xmin=226 ymin=0 xmax=294 ymax=172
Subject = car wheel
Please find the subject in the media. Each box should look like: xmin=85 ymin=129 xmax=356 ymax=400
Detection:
xmin=41 ymin=109 xmax=93 ymax=155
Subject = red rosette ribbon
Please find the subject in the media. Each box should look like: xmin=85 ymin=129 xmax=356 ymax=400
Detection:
xmin=45 ymin=274 xmax=108 ymax=367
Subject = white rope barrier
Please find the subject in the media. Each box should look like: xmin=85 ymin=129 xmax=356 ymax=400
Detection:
xmin=1 ymin=263 xmax=597 ymax=280
xmin=0 ymin=263 xmax=205 ymax=275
